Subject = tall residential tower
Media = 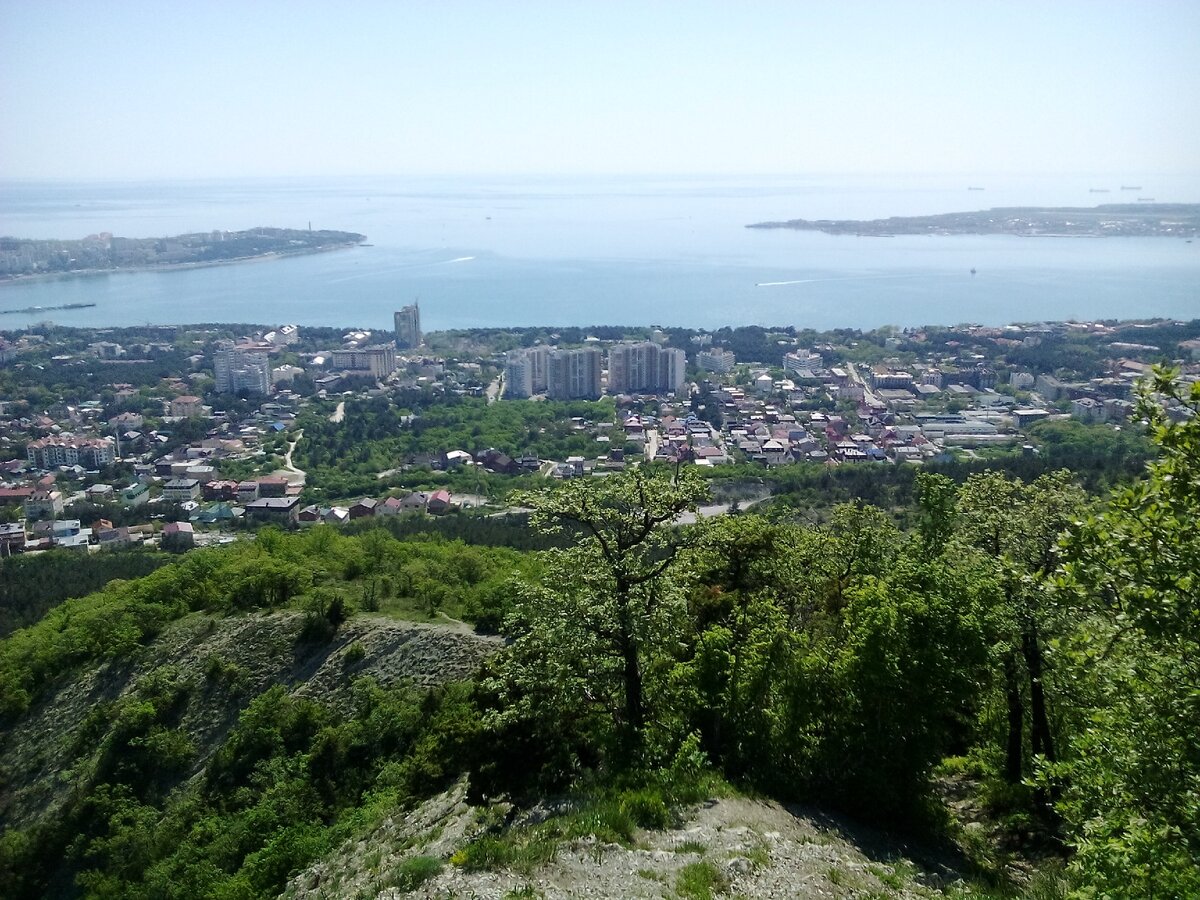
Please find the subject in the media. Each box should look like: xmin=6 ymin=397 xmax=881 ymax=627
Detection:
xmin=607 ymin=341 xmax=686 ymax=395
xmin=394 ymin=303 xmax=421 ymax=349
xmin=213 ymin=340 xmax=271 ymax=395
xmin=547 ymin=347 xmax=602 ymax=400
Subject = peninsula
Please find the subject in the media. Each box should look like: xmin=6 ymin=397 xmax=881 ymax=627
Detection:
xmin=747 ymin=203 xmax=1200 ymax=238
xmin=0 ymin=227 xmax=365 ymax=282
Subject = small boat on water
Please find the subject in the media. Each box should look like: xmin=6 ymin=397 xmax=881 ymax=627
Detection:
xmin=970 ymin=268 xmax=977 ymax=275
xmin=1089 ymin=188 xmax=1111 ymax=193
xmin=1120 ymin=186 xmax=1142 ymax=191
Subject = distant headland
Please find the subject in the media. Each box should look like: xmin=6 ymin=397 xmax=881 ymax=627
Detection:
xmin=747 ymin=204 xmax=1200 ymax=238
xmin=0 ymin=227 xmax=365 ymax=283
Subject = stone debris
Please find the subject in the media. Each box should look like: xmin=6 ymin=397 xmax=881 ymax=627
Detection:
xmin=287 ymin=786 xmax=954 ymax=900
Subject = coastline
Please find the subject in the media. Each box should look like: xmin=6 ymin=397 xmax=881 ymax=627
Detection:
xmin=0 ymin=241 xmax=361 ymax=288
xmin=746 ymin=203 xmax=1200 ymax=239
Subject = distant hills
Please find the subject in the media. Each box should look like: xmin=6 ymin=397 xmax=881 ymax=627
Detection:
xmin=0 ymin=227 xmax=365 ymax=280
xmin=747 ymin=203 xmax=1200 ymax=237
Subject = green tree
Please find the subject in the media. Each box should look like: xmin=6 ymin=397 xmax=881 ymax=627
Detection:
xmin=678 ymin=507 xmax=987 ymax=820
xmin=953 ymin=469 xmax=1085 ymax=790
xmin=1053 ymin=369 xmax=1200 ymax=897
xmin=495 ymin=466 xmax=709 ymax=766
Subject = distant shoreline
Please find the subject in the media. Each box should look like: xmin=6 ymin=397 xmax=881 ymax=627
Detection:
xmin=0 ymin=243 xmax=361 ymax=287
xmin=0 ymin=226 xmax=365 ymax=287
xmin=747 ymin=204 xmax=1200 ymax=238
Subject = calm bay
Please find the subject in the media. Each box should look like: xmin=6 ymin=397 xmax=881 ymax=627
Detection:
xmin=2 ymin=174 xmax=1198 ymax=331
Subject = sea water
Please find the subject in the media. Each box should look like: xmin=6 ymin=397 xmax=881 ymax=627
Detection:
xmin=1 ymin=174 xmax=1197 ymax=331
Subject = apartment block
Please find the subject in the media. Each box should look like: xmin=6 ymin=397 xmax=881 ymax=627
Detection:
xmin=696 ymin=348 xmax=736 ymax=373
xmin=547 ymin=347 xmax=602 ymax=400
xmin=503 ymin=345 xmax=550 ymax=399
xmin=608 ymin=342 xmax=687 ymax=395
xmin=27 ymin=435 xmax=116 ymax=469
xmin=394 ymin=303 xmax=421 ymax=349
xmin=330 ymin=344 xmax=397 ymax=379
xmin=214 ymin=341 xmax=271 ymax=395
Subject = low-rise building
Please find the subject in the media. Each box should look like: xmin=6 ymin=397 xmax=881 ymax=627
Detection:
xmin=0 ymin=486 xmax=35 ymax=507
xmin=202 ymin=480 xmax=239 ymax=501
xmin=161 ymin=521 xmax=195 ymax=550
xmin=184 ymin=464 xmax=216 ymax=484
xmin=0 ymin=520 xmax=28 ymax=554
xmin=245 ymin=496 xmax=301 ymax=525
xmin=377 ymin=496 xmax=406 ymax=517
xmin=170 ymin=395 xmax=204 ymax=418
xmin=1071 ymin=397 xmax=1105 ymax=423
xmin=121 ymin=482 xmax=151 ymax=506
xmin=1013 ymin=408 xmax=1052 ymax=428
xmin=24 ymin=490 xmax=64 ymax=520
xmin=96 ymin=525 xmax=135 ymax=550
xmin=162 ymin=478 xmax=201 ymax=502
xmin=44 ymin=518 xmax=89 ymax=550
xmin=399 ymin=491 xmax=429 ymax=511
xmin=86 ymin=483 xmax=114 ymax=501
xmin=257 ymin=476 xmax=289 ymax=498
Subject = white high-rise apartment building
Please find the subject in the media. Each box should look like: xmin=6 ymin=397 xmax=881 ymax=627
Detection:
xmin=504 ymin=346 xmax=551 ymax=399
xmin=547 ymin=348 xmax=602 ymax=400
xmin=608 ymin=342 xmax=687 ymax=395
xmin=658 ymin=347 xmax=687 ymax=394
xmin=213 ymin=341 xmax=271 ymax=395
xmin=504 ymin=350 xmax=534 ymax=399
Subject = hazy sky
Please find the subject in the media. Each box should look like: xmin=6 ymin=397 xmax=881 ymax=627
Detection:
xmin=3 ymin=1 xmax=1198 ymax=179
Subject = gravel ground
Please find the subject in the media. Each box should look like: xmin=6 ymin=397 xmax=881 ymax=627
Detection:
xmin=287 ymin=783 xmax=964 ymax=900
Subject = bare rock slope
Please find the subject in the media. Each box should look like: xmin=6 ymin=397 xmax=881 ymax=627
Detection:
xmin=0 ymin=613 xmax=498 ymax=830
xmin=287 ymin=781 xmax=967 ymax=900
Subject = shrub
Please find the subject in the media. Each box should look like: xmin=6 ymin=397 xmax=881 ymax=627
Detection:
xmin=390 ymin=855 xmax=443 ymax=892
xmin=451 ymin=835 xmax=556 ymax=873
xmin=343 ymin=641 xmax=367 ymax=667
xmin=619 ymin=787 xmax=670 ymax=830
xmin=300 ymin=591 xmax=347 ymax=643
xmin=674 ymin=860 xmax=729 ymax=899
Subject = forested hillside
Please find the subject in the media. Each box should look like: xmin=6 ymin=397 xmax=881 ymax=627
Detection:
xmin=0 ymin=373 xmax=1195 ymax=898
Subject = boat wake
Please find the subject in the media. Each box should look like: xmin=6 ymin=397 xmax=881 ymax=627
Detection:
xmin=756 ymin=273 xmax=933 ymax=287
xmin=327 ymin=256 xmax=475 ymax=283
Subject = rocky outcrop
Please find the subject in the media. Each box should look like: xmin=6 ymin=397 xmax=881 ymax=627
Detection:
xmin=286 ymin=784 xmax=961 ymax=899
xmin=0 ymin=613 xmax=498 ymax=830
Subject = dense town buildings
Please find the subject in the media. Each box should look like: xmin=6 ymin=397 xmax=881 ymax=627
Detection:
xmin=1 ymin=318 xmax=1198 ymax=555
